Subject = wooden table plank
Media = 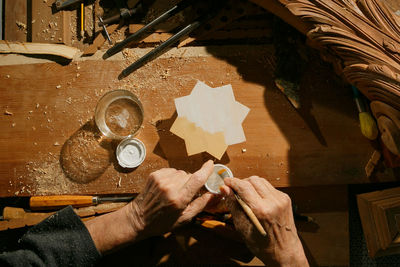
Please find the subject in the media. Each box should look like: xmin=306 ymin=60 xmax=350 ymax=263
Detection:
xmin=0 ymin=46 xmax=394 ymax=197
xmin=4 ymin=0 xmax=27 ymax=42
xmin=31 ymin=0 xmax=71 ymax=45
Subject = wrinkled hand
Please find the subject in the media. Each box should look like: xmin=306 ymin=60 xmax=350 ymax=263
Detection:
xmin=127 ymin=160 xmax=215 ymax=240
xmin=221 ymin=176 xmax=308 ymax=267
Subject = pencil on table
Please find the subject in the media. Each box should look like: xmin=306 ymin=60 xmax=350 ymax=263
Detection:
xmin=80 ymin=2 xmax=85 ymax=38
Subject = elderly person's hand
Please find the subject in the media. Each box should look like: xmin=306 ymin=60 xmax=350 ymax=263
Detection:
xmin=85 ymin=160 xmax=214 ymax=253
xmin=128 ymin=160 xmax=215 ymax=238
xmin=220 ymin=176 xmax=308 ymax=267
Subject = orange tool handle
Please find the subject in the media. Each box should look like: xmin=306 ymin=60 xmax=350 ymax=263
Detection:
xmin=30 ymin=195 xmax=94 ymax=210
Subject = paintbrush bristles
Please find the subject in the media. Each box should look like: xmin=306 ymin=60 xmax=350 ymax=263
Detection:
xmin=359 ymin=112 xmax=378 ymax=140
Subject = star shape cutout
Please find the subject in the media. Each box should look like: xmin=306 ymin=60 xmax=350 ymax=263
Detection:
xmin=170 ymin=81 xmax=250 ymax=159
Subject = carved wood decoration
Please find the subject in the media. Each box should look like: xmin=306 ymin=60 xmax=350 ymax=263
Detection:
xmin=250 ymin=0 xmax=400 ymax=154
xmin=357 ymin=187 xmax=400 ymax=258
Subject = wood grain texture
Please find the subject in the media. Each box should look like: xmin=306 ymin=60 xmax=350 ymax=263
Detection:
xmin=31 ymin=0 xmax=71 ymax=45
xmin=4 ymin=0 xmax=27 ymax=42
xmin=0 ymin=46 xmax=394 ymax=197
xmin=0 ymin=41 xmax=79 ymax=59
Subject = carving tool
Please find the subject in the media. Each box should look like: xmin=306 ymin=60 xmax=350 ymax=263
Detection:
xmin=29 ymin=195 xmax=134 ymax=210
xmin=352 ymin=86 xmax=378 ymax=140
xmin=98 ymin=16 xmax=113 ymax=45
xmin=103 ymin=0 xmax=194 ymax=59
xmin=217 ymin=169 xmax=267 ymax=237
xmin=55 ymin=0 xmax=84 ymax=10
xmin=118 ymin=16 xmax=208 ymax=79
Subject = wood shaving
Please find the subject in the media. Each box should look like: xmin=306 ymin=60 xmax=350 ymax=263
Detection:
xmin=4 ymin=110 xmax=13 ymax=115
xmin=16 ymin=21 xmax=27 ymax=31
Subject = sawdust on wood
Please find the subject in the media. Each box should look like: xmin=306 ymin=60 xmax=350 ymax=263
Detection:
xmin=25 ymin=153 xmax=80 ymax=195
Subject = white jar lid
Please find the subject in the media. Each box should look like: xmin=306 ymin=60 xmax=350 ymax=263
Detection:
xmin=116 ymin=138 xmax=146 ymax=168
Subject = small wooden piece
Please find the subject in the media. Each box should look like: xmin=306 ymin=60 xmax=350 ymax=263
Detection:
xmin=365 ymin=150 xmax=381 ymax=178
xmin=0 ymin=203 xmax=127 ymax=231
xmin=357 ymin=187 xmax=400 ymax=257
xmin=82 ymin=24 xmax=119 ymax=56
xmin=377 ymin=116 xmax=400 ymax=156
xmin=3 ymin=207 xmax=53 ymax=221
xmin=0 ymin=41 xmax=79 ymax=59
xmin=74 ymin=202 xmax=127 ymax=217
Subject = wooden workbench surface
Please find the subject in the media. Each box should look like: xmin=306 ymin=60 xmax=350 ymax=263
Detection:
xmin=0 ymin=46 xmax=394 ymax=197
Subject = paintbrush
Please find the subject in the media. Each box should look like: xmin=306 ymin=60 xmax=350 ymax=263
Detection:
xmin=351 ymin=86 xmax=378 ymax=140
xmin=217 ymin=169 xmax=267 ymax=237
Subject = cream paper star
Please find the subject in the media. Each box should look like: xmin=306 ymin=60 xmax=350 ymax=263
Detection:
xmin=170 ymin=81 xmax=250 ymax=159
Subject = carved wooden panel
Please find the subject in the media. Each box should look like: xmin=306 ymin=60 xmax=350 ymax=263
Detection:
xmin=250 ymin=0 xmax=400 ymax=154
xmin=357 ymin=187 xmax=400 ymax=257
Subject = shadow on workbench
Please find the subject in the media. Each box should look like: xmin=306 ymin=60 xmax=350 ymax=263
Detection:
xmin=203 ymin=15 xmax=387 ymax=185
xmin=98 ymin=224 xmax=254 ymax=266
xmin=153 ymin=112 xmax=230 ymax=173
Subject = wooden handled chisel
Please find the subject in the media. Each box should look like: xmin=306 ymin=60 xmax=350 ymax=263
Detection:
xmin=30 ymin=195 xmax=134 ymax=210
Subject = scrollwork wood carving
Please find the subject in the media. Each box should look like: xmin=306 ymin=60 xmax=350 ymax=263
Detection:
xmin=251 ymin=0 xmax=400 ymax=154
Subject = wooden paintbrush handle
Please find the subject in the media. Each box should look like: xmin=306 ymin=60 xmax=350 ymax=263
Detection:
xmin=30 ymin=195 xmax=94 ymax=210
xmin=234 ymin=194 xmax=267 ymax=237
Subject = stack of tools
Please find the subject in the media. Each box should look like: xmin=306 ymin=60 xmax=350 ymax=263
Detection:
xmin=105 ymin=0 xmax=230 ymax=79
xmin=83 ymin=0 xmax=267 ymax=57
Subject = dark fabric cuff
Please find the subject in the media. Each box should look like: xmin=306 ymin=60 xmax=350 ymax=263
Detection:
xmin=19 ymin=205 xmax=101 ymax=266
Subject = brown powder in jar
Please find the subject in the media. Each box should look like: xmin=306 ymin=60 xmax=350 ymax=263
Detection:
xmin=105 ymin=98 xmax=142 ymax=137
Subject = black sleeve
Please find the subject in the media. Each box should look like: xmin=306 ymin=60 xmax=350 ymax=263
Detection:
xmin=0 ymin=206 xmax=101 ymax=267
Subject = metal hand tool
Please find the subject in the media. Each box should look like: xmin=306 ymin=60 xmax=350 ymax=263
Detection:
xmin=103 ymin=0 xmax=195 ymax=59
xmin=98 ymin=16 xmax=113 ymax=45
xmin=55 ymin=0 xmax=84 ymax=10
xmin=30 ymin=195 xmax=135 ymax=210
xmin=115 ymin=0 xmax=227 ymax=79
xmin=99 ymin=3 xmax=143 ymax=26
xmin=118 ymin=14 xmax=210 ymax=79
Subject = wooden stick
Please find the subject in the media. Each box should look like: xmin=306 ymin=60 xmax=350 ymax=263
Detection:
xmin=234 ymin=194 xmax=267 ymax=237
xmin=0 ymin=203 xmax=128 ymax=231
xmin=0 ymin=41 xmax=79 ymax=59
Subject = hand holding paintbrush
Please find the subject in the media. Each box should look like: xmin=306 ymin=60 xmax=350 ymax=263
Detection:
xmin=217 ymin=169 xmax=267 ymax=236
xmin=220 ymin=176 xmax=308 ymax=266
